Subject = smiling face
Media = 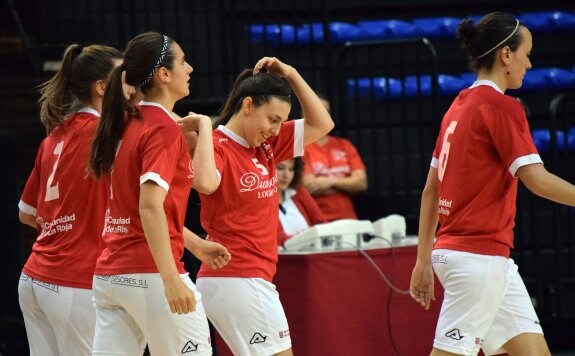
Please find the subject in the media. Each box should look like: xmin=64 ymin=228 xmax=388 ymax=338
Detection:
xmin=276 ymin=159 xmax=295 ymax=191
xmin=506 ymin=26 xmax=532 ymax=90
xmin=242 ymin=96 xmax=291 ymax=147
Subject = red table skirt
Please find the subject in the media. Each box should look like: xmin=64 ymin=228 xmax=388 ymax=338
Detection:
xmin=214 ymin=245 xmax=443 ymax=355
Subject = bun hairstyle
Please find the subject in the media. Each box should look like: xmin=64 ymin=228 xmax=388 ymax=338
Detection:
xmin=213 ymin=68 xmax=292 ymax=128
xmin=89 ymin=32 xmax=174 ymax=178
xmin=457 ymin=12 xmax=523 ymax=71
xmin=38 ymin=44 xmax=122 ymax=134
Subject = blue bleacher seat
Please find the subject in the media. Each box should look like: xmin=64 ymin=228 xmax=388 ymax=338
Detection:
xmin=249 ymin=11 xmax=575 ymax=47
xmin=519 ymin=11 xmax=575 ymax=32
xmin=437 ymin=74 xmax=466 ymax=96
xmin=249 ymin=24 xmax=295 ymax=46
xmin=347 ymin=77 xmax=403 ymax=99
xmin=521 ymin=68 xmax=550 ymax=91
xmin=296 ymin=22 xmax=361 ymax=44
xmin=532 ymin=129 xmax=566 ymax=154
xmin=356 ymin=19 xmax=422 ymax=41
xmin=459 ymin=72 xmax=476 ymax=88
xmin=404 ymin=75 xmax=432 ymax=97
xmin=546 ymin=68 xmax=575 ymax=89
xmin=412 ymin=17 xmax=460 ymax=39
xmin=567 ymin=128 xmax=575 ymax=151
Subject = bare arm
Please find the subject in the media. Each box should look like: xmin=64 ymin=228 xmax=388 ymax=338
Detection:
xmin=410 ymin=167 xmax=439 ymax=310
xmin=303 ymin=169 xmax=367 ymax=195
xmin=140 ymin=181 xmax=196 ymax=314
xmin=330 ymin=169 xmax=368 ymax=193
xmin=253 ymin=57 xmax=334 ymax=145
xmin=19 ymin=210 xmax=37 ymax=228
xmin=177 ymin=113 xmax=220 ymax=194
xmin=517 ymin=163 xmax=575 ymax=205
xmin=183 ymin=228 xmax=231 ymax=269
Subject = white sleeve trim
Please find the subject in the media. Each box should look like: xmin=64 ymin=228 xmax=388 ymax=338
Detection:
xmin=293 ymin=119 xmax=305 ymax=157
xmin=430 ymin=157 xmax=439 ymax=168
xmin=140 ymin=172 xmax=170 ymax=192
xmin=509 ymin=154 xmax=543 ymax=177
xmin=18 ymin=200 xmax=37 ymax=216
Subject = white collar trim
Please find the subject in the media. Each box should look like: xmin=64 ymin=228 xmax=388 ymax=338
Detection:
xmin=470 ymin=79 xmax=504 ymax=94
xmin=77 ymin=107 xmax=100 ymax=117
xmin=139 ymin=101 xmax=176 ymax=122
xmin=218 ymin=125 xmax=250 ymax=148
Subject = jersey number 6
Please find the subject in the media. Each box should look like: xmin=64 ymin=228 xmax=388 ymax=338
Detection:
xmin=438 ymin=121 xmax=457 ymax=182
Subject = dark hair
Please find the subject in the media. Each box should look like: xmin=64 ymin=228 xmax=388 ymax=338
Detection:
xmin=89 ymin=32 xmax=175 ymax=178
xmin=289 ymin=156 xmax=304 ymax=189
xmin=213 ymin=68 xmax=292 ymax=128
xmin=457 ymin=12 xmax=524 ymax=71
xmin=37 ymin=44 xmax=122 ymax=134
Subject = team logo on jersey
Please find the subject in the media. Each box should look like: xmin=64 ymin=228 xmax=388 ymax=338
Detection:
xmin=445 ymin=328 xmax=464 ymax=340
xmin=239 ymin=172 xmax=278 ymax=198
xmin=330 ymin=148 xmax=347 ymax=161
xmin=311 ymin=162 xmax=350 ymax=177
xmin=249 ymin=332 xmax=267 ymax=344
xmin=181 ymin=340 xmax=198 ymax=353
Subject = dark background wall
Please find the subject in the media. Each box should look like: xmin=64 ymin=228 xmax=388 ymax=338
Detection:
xmin=1 ymin=0 xmax=574 ymax=354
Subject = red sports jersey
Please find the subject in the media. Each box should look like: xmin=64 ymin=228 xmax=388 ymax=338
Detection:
xmin=198 ymin=120 xmax=304 ymax=281
xmin=19 ymin=108 xmax=107 ymax=289
xmin=432 ymin=81 xmax=542 ymax=257
xmin=94 ymin=102 xmax=193 ymax=275
xmin=303 ymin=136 xmax=366 ymax=221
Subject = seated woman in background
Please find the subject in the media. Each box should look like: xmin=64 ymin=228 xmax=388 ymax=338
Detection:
xmin=277 ymin=157 xmax=326 ymax=246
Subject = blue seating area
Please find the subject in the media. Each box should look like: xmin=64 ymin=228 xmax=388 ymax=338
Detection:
xmin=249 ymin=10 xmax=575 ymax=45
xmin=346 ymin=67 xmax=575 ymax=99
xmin=532 ymin=128 xmax=575 ymax=154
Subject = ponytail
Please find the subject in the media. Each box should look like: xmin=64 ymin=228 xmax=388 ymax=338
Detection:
xmin=213 ymin=69 xmax=291 ymax=129
xmin=89 ymin=31 xmax=174 ymax=178
xmin=37 ymin=44 xmax=82 ymax=134
xmin=88 ymin=65 xmax=139 ymax=178
xmin=38 ymin=43 xmax=122 ymax=135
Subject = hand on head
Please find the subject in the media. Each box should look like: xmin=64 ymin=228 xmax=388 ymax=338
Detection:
xmin=253 ymin=57 xmax=294 ymax=78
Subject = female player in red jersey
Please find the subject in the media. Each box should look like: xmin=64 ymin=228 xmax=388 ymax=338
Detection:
xmin=88 ymin=32 xmax=230 ymax=355
xmin=410 ymin=12 xmax=575 ymax=356
xmin=18 ymin=44 xmax=122 ymax=355
xmin=181 ymin=57 xmax=334 ymax=355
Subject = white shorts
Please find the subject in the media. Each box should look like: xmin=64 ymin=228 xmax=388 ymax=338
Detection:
xmin=432 ymin=249 xmax=543 ymax=355
xmin=196 ymin=277 xmax=292 ymax=356
xmin=92 ymin=273 xmax=212 ymax=356
xmin=18 ymin=272 xmax=96 ymax=356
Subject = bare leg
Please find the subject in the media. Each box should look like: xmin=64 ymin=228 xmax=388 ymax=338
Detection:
xmin=503 ymin=333 xmax=550 ymax=356
xmin=275 ymin=347 xmax=294 ymax=356
xmin=430 ymin=348 xmax=463 ymax=356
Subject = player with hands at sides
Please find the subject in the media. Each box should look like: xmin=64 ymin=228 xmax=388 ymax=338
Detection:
xmin=410 ymin=12 xmax=575 ymax=356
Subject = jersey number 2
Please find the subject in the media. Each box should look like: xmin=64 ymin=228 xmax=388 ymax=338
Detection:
xmin=45 ymin=141 xmax=64 ymax=201
xmin=438 ymin=121 xmax=457 ymax=182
